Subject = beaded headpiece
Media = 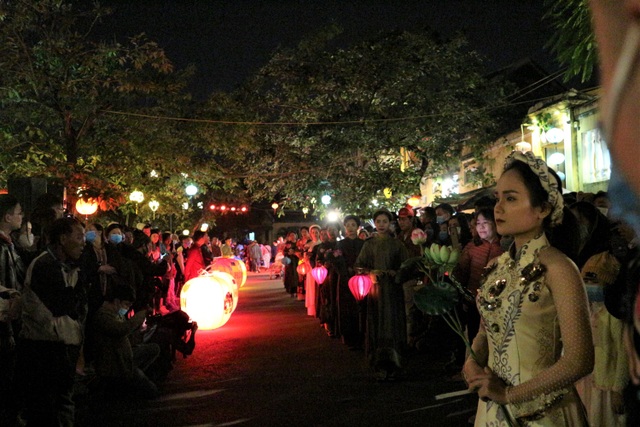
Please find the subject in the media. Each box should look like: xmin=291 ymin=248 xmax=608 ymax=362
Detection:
xmin=504 ymin=151 xmax=564 ymax=227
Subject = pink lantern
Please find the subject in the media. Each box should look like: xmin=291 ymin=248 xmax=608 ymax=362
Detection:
xmin=296 ymin=263 xmax=308 ymax=276
xmin=348 ymin=274 xmax=373 ymax=301
xmin=180 ymin=274 xmax=237 ymax=330
xmin=211 ymin=257 xmax=247 ymax=287
xmin=311 ymin=265 xmax=328 ymax=284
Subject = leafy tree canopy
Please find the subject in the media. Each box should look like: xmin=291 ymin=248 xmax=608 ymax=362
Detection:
xmin=237 ymin=27 xmax=512 ymax=216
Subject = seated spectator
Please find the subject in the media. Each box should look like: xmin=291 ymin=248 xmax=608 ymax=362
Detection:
xmin=93 ymin=284 xmax=160 ymax=399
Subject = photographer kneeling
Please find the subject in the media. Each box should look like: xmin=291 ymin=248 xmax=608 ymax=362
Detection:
xmin=93 ymin=283 xmax=160 ymax=399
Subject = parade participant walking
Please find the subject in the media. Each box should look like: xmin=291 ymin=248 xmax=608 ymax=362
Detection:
xmin=19 ymin=217 xmax=88 ymax=426
xmin=355 ymin=208 xmax=409 ymax=381
xmin=395 ymin=207 xmax=421 ymax=345
xmin=464 ymin=151 xmax=593 ymax=425
xmin=336 ymin=215 xmax=364 ymax=348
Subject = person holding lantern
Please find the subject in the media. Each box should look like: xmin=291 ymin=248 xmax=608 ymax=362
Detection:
xmin=304 ymin=225 xmax=321 ymax=317
xmin=335 ymin=215 xmax=365 ymax=348
xmin=355 ymin=208 xmax=409 ymax=381
xmin=463 ymin=151 xmax=593 ymax=425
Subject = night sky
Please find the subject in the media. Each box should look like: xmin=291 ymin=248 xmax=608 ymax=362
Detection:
xmin=99 ymin=0 xmax=557 ymax=97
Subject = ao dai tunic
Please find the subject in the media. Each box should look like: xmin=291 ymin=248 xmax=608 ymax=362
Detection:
xmin=475 ymin=233 xmax=588 ymax=426
xmin=355 ymin=234 xmax=409 ymax=370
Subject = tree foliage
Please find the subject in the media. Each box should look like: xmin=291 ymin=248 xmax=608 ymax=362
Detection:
xmin=544 ymin=0 xmax=597 ymax=83
xmin=0 ymin=0 xmax=204 ymax=218
xmin=238 ymin=28 xmax=511 ymax=215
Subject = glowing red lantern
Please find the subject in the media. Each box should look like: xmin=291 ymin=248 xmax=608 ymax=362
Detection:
xmin=180 ymin=274 xmax=236 ymax=330
xmin=311 ymin=265 xmax=328 ymax=285
xmin=348 ymin=274 xmax=373 ymax=301
xmin=210 ymin=257 xmax=247 ymax=287
xmin=296 ymin=263 xmax=308 ymax=276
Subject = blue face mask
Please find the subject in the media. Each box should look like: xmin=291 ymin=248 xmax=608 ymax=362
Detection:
xmin=585 ymin=284 xmax=605 ymax=303
xmin=109 ymin=234 xmax=123 ymax=245
xmin=438 ymin=231 xmax=449 ymax=242
xmin=118 ymin=307 xmax=129 ymax=317
xmin=85 ymin=230 xmax=97 ymax=244
xmin=436 ymin=216 xmax=445 ymax=224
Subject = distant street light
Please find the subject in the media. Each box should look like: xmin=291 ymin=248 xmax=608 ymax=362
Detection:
xmin=148 ymin=200 xmax=159 ymax=219
xmin=186 ymin=184 xmax=198 ymax=197
xmin=129 ymin=190 xmax=144 ymax=214
xmin=321 ymin=195 xmax=331 ymax=205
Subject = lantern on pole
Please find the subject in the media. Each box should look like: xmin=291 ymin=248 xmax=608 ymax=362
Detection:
xmin=348 ymin=269 xmax=373 ymax=336
xmin=129 ymin=190 xmax=144 ymax=214
xmin=311 ymin=265 xmax=328 ymax=285
xmin=148 ymin=200 xmax=159 ymax=219
xmin=348 ymin=273 xmax=373 ymax=301
xmin=271 ymin=202 xmax=279 ymax=214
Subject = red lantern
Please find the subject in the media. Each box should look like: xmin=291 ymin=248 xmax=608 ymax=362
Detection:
xmin=180 ymin=274 xmax=236 ymax=330
xmin=296 ymin=263 xmax=308 ymax=276
xmin=348 ymin=274 xmax=373 ymax=301
xmin=311 ymin=265 xmax=328 ymax=284
xmin=210 ymin=257 xmax=247 ymax=287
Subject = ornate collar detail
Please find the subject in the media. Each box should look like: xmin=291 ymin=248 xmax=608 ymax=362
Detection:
xmin=478 ymin=233 xmax=549 ymax=312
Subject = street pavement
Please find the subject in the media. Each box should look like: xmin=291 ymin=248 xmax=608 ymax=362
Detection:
xmin=76 ymin=272 xmax=478 ymax=427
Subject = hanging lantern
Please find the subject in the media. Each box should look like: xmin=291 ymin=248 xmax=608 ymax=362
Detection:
xmin=311 ymin=265 xmax=328 ymax=285
xmin=210 ymin=257 xmax=247 ymax=288
xmin=296 ymin=263 xmax=308 ymax=276
xmin=180 ymin=274 xmax=236 ymax=330
xmin=348 ymin=274 xmax=373 ymax=301
xmin=75 ymin=198 xmax=99 ymax=216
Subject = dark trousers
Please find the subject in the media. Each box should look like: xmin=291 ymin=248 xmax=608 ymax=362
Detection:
xmin=18 ymin=340 xmax=80 ymax=427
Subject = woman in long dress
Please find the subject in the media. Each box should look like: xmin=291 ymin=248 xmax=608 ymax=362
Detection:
xmin=304 ymin=225 xmax=321 ymax=316
xmin=464 ymin=151 xmax=593 ymax=425
xmin=355 ymin=208 xmax=409 ymax=381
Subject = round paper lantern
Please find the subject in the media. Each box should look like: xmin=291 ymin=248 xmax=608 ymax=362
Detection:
xmin=296 ymin=263 xmax=308 ymax=276
xmin=203 ymin=271 xmax=239 ymax=312
xmin=210 ymin=257 xmax=247 ymax=287
xmin=75 ymin=198 xmax=98 ymax=216
xmin=348 ymin=274 xmax=373 ymax=301
xmin=180 ymin=275 xmax=236 ymax=330
xmin=311 ymin=265 xmax=328 ymax=285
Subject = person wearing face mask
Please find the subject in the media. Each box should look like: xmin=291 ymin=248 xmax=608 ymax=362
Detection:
xmin=92 ymin=283 xmax=159 ymax=399
xmin=435 ymin=203 xmax=455 ymax=225
xmin=589 ymin=5 xmax=640 ymax=424
xmin=80 ymin=223 xmax=132 ymax=372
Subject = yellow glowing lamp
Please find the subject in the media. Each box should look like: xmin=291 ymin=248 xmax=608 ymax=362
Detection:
xmin=180 ymin=274 xmax=236 ymax=330
xmin=210 ymin=257 xmax=247 ymax=287
xmin=75 ymin=198 xmax=98 ymax=216
xmin=383 ymin=188 xmax=393 ymax=199
xmin=407 ymin=195 xmax=421 ymax=207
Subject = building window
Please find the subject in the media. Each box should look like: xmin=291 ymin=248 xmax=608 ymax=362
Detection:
xmin=579 ymin=127 xmax=610 ymax=185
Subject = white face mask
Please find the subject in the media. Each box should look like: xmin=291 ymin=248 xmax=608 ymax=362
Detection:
xmin=597 ymin=207 xmax=609 ymax=217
